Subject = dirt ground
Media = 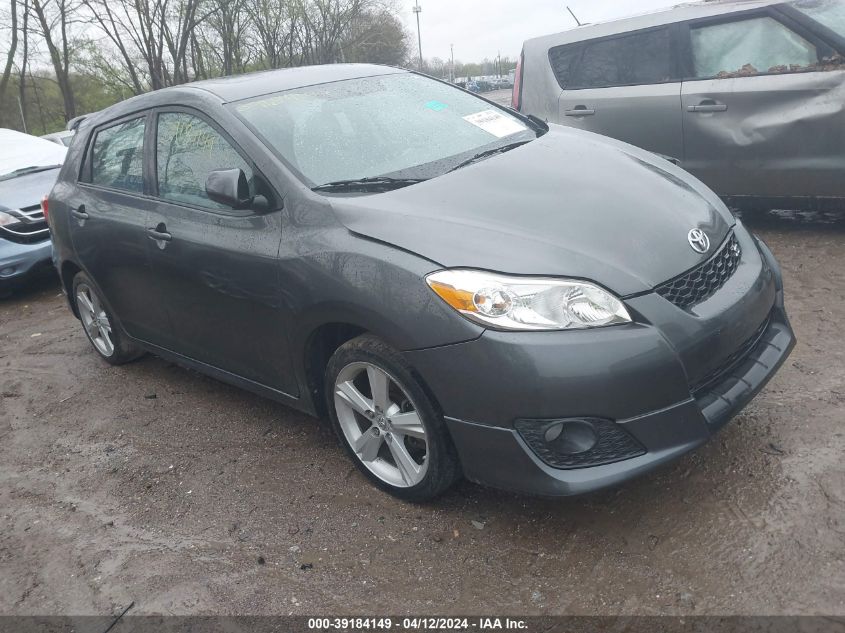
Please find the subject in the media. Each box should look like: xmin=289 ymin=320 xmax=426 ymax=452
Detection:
xmin=1 ymin=209 xmax=843 ymax=617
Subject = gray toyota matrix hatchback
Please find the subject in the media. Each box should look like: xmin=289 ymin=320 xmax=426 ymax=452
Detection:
xmin=47 ymin=64 xmax=795 ymax=501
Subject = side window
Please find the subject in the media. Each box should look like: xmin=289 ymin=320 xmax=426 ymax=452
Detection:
xmin=90 ymin=117 xmax=145 ymax=193
xmin=690 ymin=17 xmax=819 ymax=78
xmin=549 ymin=44 xmax=583 ymax=89
xmin=156 ymin=112 xmax=254 ymax=210
xmin=571 ymin=28 xmax=673 ymax=88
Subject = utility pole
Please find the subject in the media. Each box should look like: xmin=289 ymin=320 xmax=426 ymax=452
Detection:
xmin=413 ymin=0 xmax=423 ymax=72
xmin=17 ymin=96 xmax=27 ymax=134
xmin=450 ymin=44 xmax=455 ymax=82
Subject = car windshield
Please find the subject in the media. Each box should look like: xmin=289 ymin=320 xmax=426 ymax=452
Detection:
xmin=233 ymin=72 xmax=537 ymax=189
xmin=793 ymin=0 xmax=845 ymax=37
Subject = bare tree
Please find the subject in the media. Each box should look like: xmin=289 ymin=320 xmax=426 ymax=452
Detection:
xmin=30 ymin=0 xmax=77 ymax=119
xmin=246 ymin=0 xmax=294 ymax=69
xmin=82 ymin=0 xmax=209 ymax=91
xmin=18 ymin=0 xmax=29 ymax=131
xmin=205 ymin=0 xmax=250 ymax=76
xmin=342 ymin=7 xmax=408 ymax=66
xmin=0 ymin=0 xmax=18 ymax=103
xmin=81 ymin=0 xmax=146 ymax=93
xmin=295 ymin=0 xmax=367 ymax=64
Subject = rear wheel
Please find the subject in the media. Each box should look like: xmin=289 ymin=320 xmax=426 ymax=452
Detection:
xmin=325 ymin=335 xmax=461 ymax=501
xmin=72 ymin=272 xmax=143 ymax=365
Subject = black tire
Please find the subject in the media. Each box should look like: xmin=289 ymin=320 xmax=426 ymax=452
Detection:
xmin=325 ymin=334 xmax=462 ymax=502
xmin=72 ymin=272 xmax=144 ymax=365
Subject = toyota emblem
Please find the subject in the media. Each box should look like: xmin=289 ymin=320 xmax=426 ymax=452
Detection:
xmin=688 ymin=228 xmax=710 ymax=254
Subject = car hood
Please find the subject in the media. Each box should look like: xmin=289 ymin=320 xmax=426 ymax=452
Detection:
xmin=0 ymin=168 xmax=62 ymax=211
xmin=0 ymin=128 xmax=67 ymax=177
xmin=329 ymin=126 xmax=734 ymax=296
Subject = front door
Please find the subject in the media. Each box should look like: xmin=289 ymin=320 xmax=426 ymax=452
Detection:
xmin=681 ymin=11 xmax=845 ymax=199
xmin=70 ymin=113 xmax=172 ymax=346
xmin=145 ymin=109 xmax=296 ymax=395
xmin=555 ymin=25 xmax=684 ymax=161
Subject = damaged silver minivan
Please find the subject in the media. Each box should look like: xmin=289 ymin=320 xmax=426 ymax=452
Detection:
xmin=514 ymin=0 xmax=845 ymax=211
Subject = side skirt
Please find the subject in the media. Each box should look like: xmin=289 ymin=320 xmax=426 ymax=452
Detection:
xmin=127 ymin=336 xmax=317 ymax=418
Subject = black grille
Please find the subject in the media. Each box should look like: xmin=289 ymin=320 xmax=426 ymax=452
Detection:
xmin=656 ymin=232 xmax=742 ymax=309
xmin=515 ymin=418 xmax=646 ymax=470
xmin=0 ymin=204 xmax=49 ymax=244
xmin=691 ymin=315 xmax=771 ymax=397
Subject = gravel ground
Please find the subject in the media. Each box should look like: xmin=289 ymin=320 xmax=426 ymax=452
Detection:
xmin=486 ymin=88 xmax=513 ymax=107
xmin=0 ymin=210 xmax=843 ymax=617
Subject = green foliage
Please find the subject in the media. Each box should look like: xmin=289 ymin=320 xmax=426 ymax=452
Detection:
xmin=0 ymin=69 xmax=124 ymax=134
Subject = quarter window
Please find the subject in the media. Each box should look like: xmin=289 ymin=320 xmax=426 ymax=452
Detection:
xmin=549 ymin=44 xmax=583 ymax=89
xmin=690 ymin=17 xmax=819 ymax=78
xmin=156 ymin=112 xmax=254 ymax=210
xmin=90 ymin=117 xmax=145 ymax=193
xmin=570 ymin=28 xmax=673 ymax=88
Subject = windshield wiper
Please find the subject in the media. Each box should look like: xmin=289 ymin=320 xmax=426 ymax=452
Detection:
xmin=447 ymin=141 xmax=531 ymax=174
xmin=312 ymin=176 xmax=428 ymax=192
xmin=0 ymin=164 xmax=62 ymax=182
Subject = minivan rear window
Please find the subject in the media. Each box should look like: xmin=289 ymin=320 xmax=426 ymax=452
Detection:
xmin=569 ymin=27 xmax=673 ymax=89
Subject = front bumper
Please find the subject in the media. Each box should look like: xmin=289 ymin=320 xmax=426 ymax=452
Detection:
xmin=405 ymin=234 xmax=795 ymax=497
xmin=0 ymin=237 xmax=54 ymax=292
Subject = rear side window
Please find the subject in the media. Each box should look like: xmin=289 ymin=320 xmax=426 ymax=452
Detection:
xmin=90 ymin=117 xmax=145 ymax=193
xmin=570 ymin=28 xmax=673 ymax=88
xmin=549 ymin=44 xmax=583 ymax=89
xmin=690 ymin=17 xmax=819 ymax=78
xmin=156 ymin=112 xmax=254 ymax=210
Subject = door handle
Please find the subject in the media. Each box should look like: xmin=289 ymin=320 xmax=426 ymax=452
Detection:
xmin=688 ymin=101 xmax=728 ymax=113
xmin=70 ymin=206 xmax=89 ymax=220
xmin=147 ymin=226 xmax=172 ymax=242
xmin=564 ymin=106 xmax=596 ymax=117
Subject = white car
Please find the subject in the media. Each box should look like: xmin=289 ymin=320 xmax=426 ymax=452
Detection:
xmin=41 ymin=130 xmax=75 ymax=147
xmin=0 ymin=129 xmax=67 ymax=296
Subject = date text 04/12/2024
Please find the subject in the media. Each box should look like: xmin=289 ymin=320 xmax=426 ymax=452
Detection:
xmin=307 ymin=618 xmax=529 ymax=630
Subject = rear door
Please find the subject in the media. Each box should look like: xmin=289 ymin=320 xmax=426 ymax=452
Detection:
xmin=555 ymin=25 xmax=684 ymax=160
xmin=70 ymin=113 xmax=172 ymax=345
xmin=680 ymin=8 xmax=845 ymax=199
xmin=145 ymin=108 xmax=296 ymax=395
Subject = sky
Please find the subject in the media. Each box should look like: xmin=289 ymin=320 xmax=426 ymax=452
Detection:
xmin=398 ymin=0 xmax=683 ymax=62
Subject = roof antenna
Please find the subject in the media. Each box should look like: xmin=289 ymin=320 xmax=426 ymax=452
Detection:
xmin=566 ymin=6 xmax=583 ymax=26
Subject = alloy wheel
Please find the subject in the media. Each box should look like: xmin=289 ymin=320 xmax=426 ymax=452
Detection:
xmin=76 ymin=283 xmax=115 ymax=357
xmin=334 ymin=361 xmax=429 ymax=488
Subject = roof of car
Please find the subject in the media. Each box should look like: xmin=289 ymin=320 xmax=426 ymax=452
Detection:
xmin=525 ymin=0 xmax=781 ymax=49
xmin=177 ymin=63 xmax=405 ymax=102
xmin=80 ymin=63 xmax=408 ymax=130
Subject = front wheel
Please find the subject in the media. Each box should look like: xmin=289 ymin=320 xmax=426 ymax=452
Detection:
xmin=325 ymin=335 xmax=461 ymax=502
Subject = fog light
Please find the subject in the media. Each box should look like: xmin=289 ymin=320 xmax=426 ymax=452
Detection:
xmin=515 ymin=417 xmax=646 ymax=470
xmin=0 ymin=266 xmax=16 ymax=277
xmin=543 ymin=419 xmax=598 ymax=455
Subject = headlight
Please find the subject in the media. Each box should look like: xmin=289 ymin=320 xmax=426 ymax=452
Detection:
xmin=426 ymin=269 xmax=632 ymax=331
xmin=0 ymin=210 xmax=19 ymax=227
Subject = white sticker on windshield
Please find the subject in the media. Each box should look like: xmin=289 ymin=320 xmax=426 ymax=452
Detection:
xmin=463 ymin=110 xmax=527 ymax=138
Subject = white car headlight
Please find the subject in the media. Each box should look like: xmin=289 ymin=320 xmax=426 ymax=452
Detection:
xmin=0 ymin=210 xmax=19 ymax=227
xmin=426 ymin=269 xmax=631 ymax=331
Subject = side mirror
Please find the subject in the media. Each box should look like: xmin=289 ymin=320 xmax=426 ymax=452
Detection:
xmin=206 ymin=168 xmax=267 ymax=211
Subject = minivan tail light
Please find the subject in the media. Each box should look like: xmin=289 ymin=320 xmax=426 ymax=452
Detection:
xmin=41 ymin=195 xmax=49 ymax=222
xmin=512 ymin=50 xmax=524 ymax=111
